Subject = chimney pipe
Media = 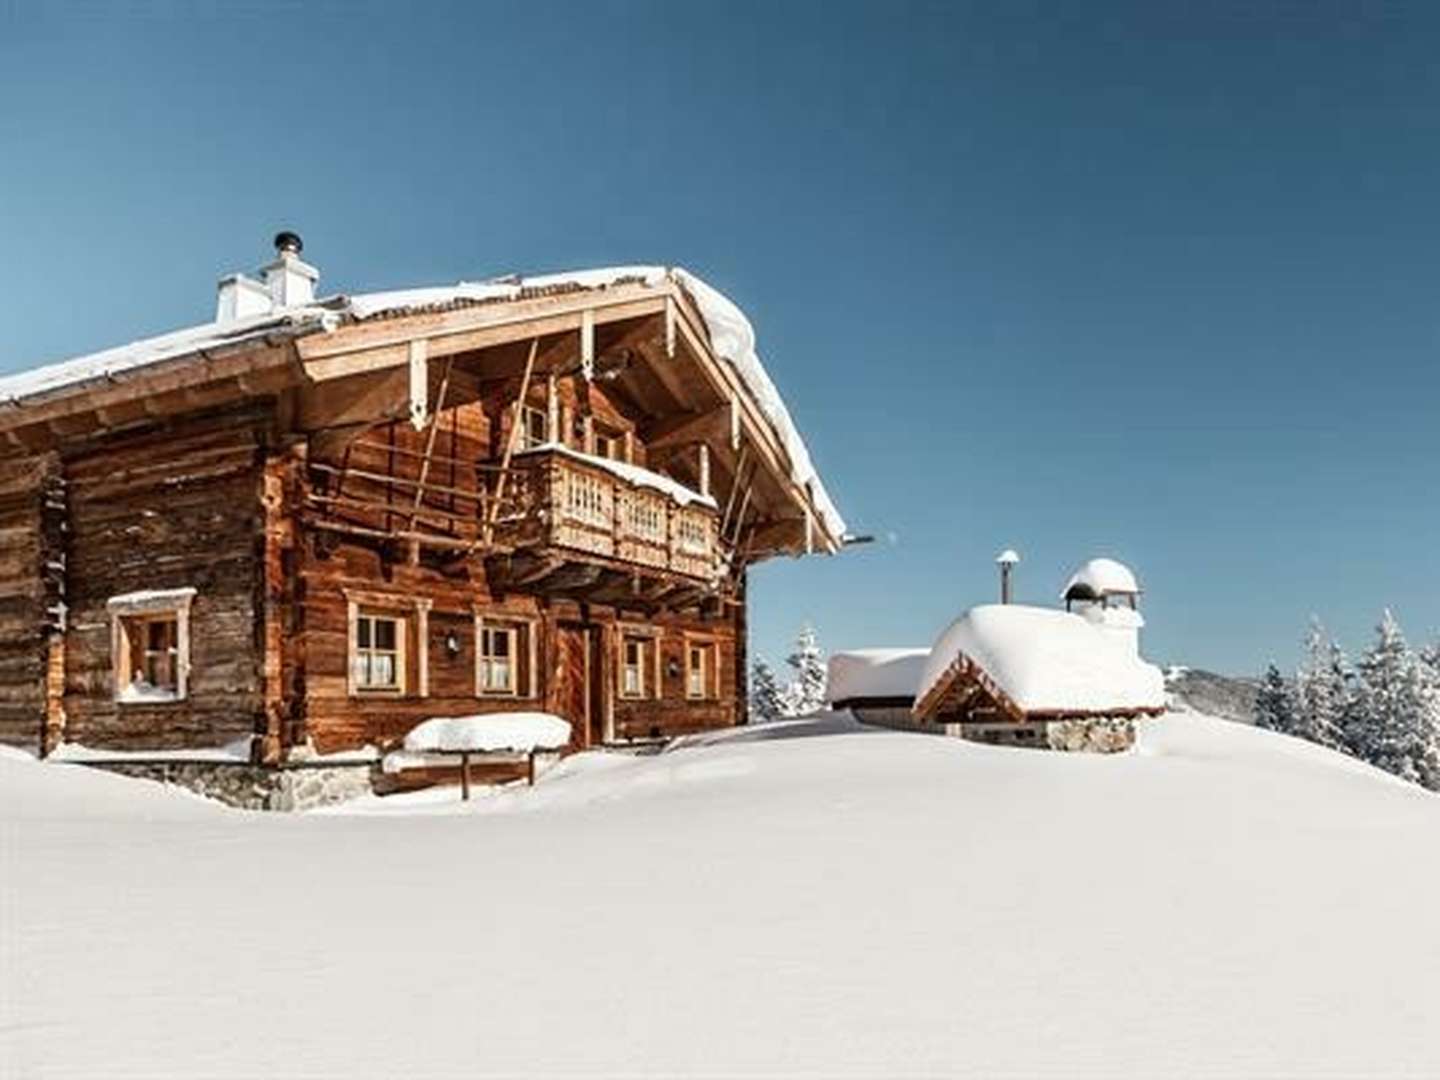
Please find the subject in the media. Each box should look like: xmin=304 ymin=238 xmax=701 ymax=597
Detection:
xmin=995 ymin=549 xmax=1020 ymax=604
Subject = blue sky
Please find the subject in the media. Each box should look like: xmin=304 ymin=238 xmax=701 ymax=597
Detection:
xmin=2 ymin=2 xmax=1438 ymax=673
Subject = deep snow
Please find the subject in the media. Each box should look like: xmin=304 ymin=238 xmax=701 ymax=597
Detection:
xmin=4 ymin=713 xmax=1440 ymax=1078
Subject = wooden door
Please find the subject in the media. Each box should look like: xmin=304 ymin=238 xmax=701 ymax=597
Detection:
xmin=555 ymin=623 xmax=604 ymax=748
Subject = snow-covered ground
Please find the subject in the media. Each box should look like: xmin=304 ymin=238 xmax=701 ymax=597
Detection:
xmin=4 ymin=713 xmax=1440 ymax=1078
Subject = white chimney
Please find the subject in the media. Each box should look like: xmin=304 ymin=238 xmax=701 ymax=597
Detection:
xmin=215 ymin=273 xmax=272 ymax=321
xmin=261 ymin=231 xmax=318 ymax=308
xmin=215 ymin=231 xmax=319 ymax=321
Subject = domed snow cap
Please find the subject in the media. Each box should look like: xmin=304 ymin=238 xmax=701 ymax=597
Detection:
xmin=1062 ymin=557 xmax=1140 ymax=603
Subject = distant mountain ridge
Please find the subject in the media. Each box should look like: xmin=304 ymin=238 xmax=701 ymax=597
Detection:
xmin=1165 ymin=666 xmax=1258 ymax=724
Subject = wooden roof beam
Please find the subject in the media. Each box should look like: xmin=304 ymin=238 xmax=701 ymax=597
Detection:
xmin=298 ymin=289 xmax=667 ymax=381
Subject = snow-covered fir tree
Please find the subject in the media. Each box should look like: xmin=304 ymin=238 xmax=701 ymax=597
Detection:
xmin=780 ymin=623 xmax=827 ymax=717
xmin=749 ymin=659 xmax=785 ymax=723
xmin=1291 ymin=619 xmax=1347 ymax=750
xmin=1351 ymin=610 xmax=1440 ymax=789
xmin=1254 ymin=663 xmax=1294 ymax=733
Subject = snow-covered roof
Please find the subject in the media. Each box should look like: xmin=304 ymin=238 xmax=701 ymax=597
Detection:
xmin=403 ymin=712 xmax=572 ymax=754
xmin=826 ymin=648 xmax=929 ymax=704
xmin=1062 ymin=558 xmax=1140 ymax=601
xmin=0 ymin=264 xmax=843 ymax=544
xmin=516 ymin=442 xmax=716 ymax=509
xmin=916 ymin=604 xmax=1166 ymax=717
xmin=349 ymin=266 xmax=844 ymax=543
xmin=0 ymin=309 xmax=335 ymax=405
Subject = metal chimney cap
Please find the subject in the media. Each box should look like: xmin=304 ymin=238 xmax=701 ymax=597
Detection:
xmin=995 ymin=548 xmax=1021 ymax=565
xmin=273 ymin=230 xmax=304 ymax=256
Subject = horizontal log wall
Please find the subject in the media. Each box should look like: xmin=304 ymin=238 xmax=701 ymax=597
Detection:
xmin=60 ymin=408 xmax=269 ymax=751
xmin=296 ymin=536 xmax=740 ymax=754
xmin=0 ymin=452 xmax=62 ymax=751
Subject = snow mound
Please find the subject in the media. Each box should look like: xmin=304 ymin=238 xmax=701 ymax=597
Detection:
xmin=403 ymin=712 xmax=572 ymax=754
xmin=826 ymin=648 xmax=929 ymax=704
xmin=7 ymin=710 xmax=1440 ymax=1077
xmin=918 ymin=603 xmax=1166 ymax=714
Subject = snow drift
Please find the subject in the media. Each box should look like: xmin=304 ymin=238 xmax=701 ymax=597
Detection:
xmin=6 ymin=712 xmax=1440 ymax=1078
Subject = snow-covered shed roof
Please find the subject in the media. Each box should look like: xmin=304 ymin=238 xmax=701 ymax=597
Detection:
xmin=914 ymin=604 xmax=1166 ymax=720
xmin=1061 ymin=558 xmax=1141 ymax=602
xmin=826 ymin=648 xmax=930 ymax=705
xmin=0 ymin=265 xmax=843 ymax=544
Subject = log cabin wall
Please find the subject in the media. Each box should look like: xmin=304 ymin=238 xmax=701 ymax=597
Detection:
xmin=294 ymin=373 xmax=741 ymax=755
xmin=59 ymin=407 xmax=271 ymax=752
xmin=294 ymin=535 xmax=740 ymax=753
xmin=0 ymin=451 xmax=63 ymax=752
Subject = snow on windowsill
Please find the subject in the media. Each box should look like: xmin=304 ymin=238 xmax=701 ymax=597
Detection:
xmin=116 ymin=681 xmax=184 ymax=705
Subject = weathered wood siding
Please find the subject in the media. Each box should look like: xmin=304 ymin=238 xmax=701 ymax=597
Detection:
xmin=0 ymin=452 xmax=63 ymax=751
xmin=295 ymin=539 xmax=741 ymax=754
xmin=60 ymin=409 xmax=268 ymax=751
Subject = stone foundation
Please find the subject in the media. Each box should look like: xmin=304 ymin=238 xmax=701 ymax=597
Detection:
xmin=83 ymin=761 xmax=374 ymax=811
xmin=1044 ymin=717 xmax=1137 ymax=754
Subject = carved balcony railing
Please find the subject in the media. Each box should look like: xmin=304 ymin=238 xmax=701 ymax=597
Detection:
xmin=492 ymin=448 xmax=720 ymax=582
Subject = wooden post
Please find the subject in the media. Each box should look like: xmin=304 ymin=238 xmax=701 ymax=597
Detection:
xmin=479 ymin=337 xmax=540 ymax=549
xmin=527 ymin=749 xmax=537 ymax=787
xmin=405 ymin=353 xmax=456 ymax=542
xmin=546 ymin=373 xmax=559 ymax=442
xmin=460 ymin=751 xmax=471 ymax=801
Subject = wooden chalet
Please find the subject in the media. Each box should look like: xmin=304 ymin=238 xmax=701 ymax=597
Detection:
xmin=0 ymin=236 xmax=844 ymax=781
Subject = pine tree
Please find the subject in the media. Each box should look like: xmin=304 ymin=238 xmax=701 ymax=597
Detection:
xmin=1254 ymin=663 xmax=1294 ymax=733
xmin=749 ymin=659 xmax=785 ymax=723
xmin=1352 ymin=610 xmax=1440 ymax=789
xmin=781 ymin=623 xmax=827 ymax=717
xmin=1291 ymin=619 xmax=1347 ymax=750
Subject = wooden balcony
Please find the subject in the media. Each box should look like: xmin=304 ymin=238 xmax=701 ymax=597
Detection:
xmin=304 ymin=439 xmax=723 ymax=606
xmin=490 ymin=447 xmax=721 ymax=586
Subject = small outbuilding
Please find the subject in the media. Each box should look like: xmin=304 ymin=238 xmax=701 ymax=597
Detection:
xmin=825 ymin=648 xmax=929 ymax=727
xmin=906 ymin=557 xmax=1166 ymax=752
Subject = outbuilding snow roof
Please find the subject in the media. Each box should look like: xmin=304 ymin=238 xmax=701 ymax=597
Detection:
xmin=916 ymin=604 xmax=1166 ymax=718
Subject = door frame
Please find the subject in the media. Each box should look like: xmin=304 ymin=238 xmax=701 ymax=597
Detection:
xmin=557 ymin=621 xmax=609 ymax=747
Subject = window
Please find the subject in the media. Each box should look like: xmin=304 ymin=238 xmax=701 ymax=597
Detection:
xmin=595 ymin=429 xmax=625 ymax=462
xmin=475 ymin=616 xmax=534 ymax=697
xmin=479 ymin=624 xmax=518 ymax=694
xmin=355 ymin=613 xmax=405 ymax=692
xmin=687 ymin=641 xmax=716 ymax=700
xmin=620 ymin=633 xmax=657 ymax=700
xmin=108 ymin=587 xmax=195 ymax=704
xmin=520 ymin=405 xmax=548 ymax=450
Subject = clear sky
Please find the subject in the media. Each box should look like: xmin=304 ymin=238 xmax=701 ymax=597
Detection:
xmin=2 ymin=2 xmax=1437 ymax=674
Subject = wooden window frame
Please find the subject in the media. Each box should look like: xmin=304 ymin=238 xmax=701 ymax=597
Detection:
xmin=520 ymin=405 xmax=549 ymax=450
xmin=108 ymin=587 xmax=195 ymax=705
xmin=345 ymin=591 xmax=431 ymax=699
xmin=474 ymin=613 xmax=538 ymax=698
xmin=617 ymin=627 xmax=661 ymax=701
xmin=685 ymin=637 xmax=718 ymax=701
xmin=354 ymin=612 xmax=407 ymax=694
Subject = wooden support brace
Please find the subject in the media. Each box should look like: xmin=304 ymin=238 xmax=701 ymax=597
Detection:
xmin=408 ymin=339 xmax=429 ymax=430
